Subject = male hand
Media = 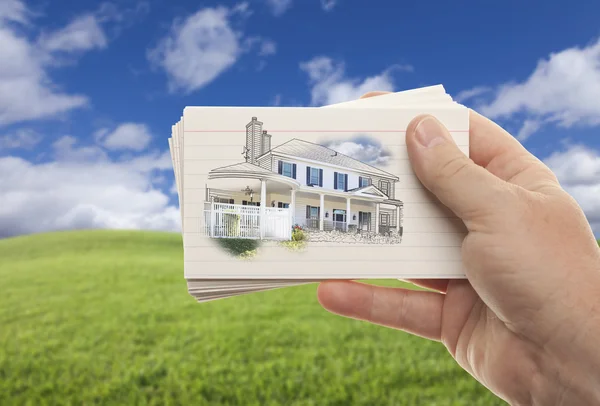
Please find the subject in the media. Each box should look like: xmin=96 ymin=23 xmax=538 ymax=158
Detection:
xmin=317 ymin=93 xmax=600 ymax=405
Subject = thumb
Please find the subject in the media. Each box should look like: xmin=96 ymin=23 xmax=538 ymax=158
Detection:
xmin=406 ymin=114 xmax=511 ymax=222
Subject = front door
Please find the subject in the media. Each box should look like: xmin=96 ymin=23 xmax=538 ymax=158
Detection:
xmin=358 ymin=211 xmax=371 ymax=231
xmin=333 ymin=209 xmax=346 ymax=230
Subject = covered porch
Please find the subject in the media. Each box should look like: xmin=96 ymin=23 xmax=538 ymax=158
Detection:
xmin=205 ymin=163 xmax=301 ymax=240
xmin=291 ymin=185 xmax=403 ymax=236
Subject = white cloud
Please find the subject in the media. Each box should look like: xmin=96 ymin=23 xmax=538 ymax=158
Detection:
xmin=148 ymin=5 xmax=250 ymax=93
xmin=474 ymin=38 xmax=600 ymax=137
xmin=0 ymin=0 xmax=28 ymax=24
xmin=95 ymin=123 xmax=153 ymax=151
xmin=0 ymin=23 xmax=90 ymax=126
xmin=454 ymin=86 xmax=491 ymax=103
xmin=320 ymin=0 xmax=337 ymax=11
xmin=325 ymin=137 xmax=391 ymax=166
xmin=0 ymin=128 xmax=42 ymax=149
xmin=516 ymin=119 xmax=542 ymax=142
xmin=544 ymin=145 xmax=600 ymax=235
xmin=0 ymin=137 xmax=179 ymax=238
xmin=259 ymin=39 xmax=276 ymax=56
xmin=0 ymin=1 xmax=117 ymax=127
xmin=300 ymin=56 xmax=411 ymax=106
xmin=38 ymin=14 xmax=107 ymax=53
xmin=266 ymin=0 xmax=293 ymax=16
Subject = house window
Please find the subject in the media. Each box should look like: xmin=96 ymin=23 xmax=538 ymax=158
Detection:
xmin=277 ymin=202 xmax=290 ymax=208
xmin=310 ymin=168 xmax=319 ymax=185
xmin=306 ymin=166 xmax=323 ymax=186
xmin=379 ymin=180 xmax=390 ymax=196
xmin=359 ymin=177 xmax=371 ymax=188
xmin=278 ymin=161 xmax=296 ymax=178
xmin=242 ymin=201 xmax=260 ymax=206
xmin=334 ymin=172 xmax=348 ymax=191
xmin=337 ymin=173 xmax=345 ymax=191
xmin=214 ymin=197 xmax=234 ymax=204
xmin=380 ymin=213 xmax=390 ymax=225
xmin=282 ymin=162 xmax=293 ymax=177
xmin=309 ymin=206 xmax=319 ymax=218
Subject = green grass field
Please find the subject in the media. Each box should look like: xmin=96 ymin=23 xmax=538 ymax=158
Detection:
xmin=0 ymin=230 xmax=522 ymax=405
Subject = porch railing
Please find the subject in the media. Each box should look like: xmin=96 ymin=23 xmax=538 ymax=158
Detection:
xmin=302 ymin=217 xmax=398 ymax=235
xmin=203 ymin=203 xmax=291 ymax=240
xmin=204 ymin=203 xmax=260 ymax=239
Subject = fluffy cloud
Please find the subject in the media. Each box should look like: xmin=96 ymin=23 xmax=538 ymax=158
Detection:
xmin=324 ymin=136 xmax=391 ymax=166
xmin=265 ymin=0 xmax=293 ymax=16
xmin=0 ymin=137 xmax=179 ymax=238
xmin=94 ymin=123 xmax=153 ymax=151
xmin=0 ymin=0 xmax=28 ymax=24
xmin=463 ymin=38 xmax=600 ymax=140
xmin=259 ymin=39 xmax=276 ymax=56
xmin=300 ymin=56 xmax=411 ymax=106
xmin=37 ymin=14 xmax=107 ymax=53
xmin=320 ymin=0 xmax=337 ymax=11
xmin=0 ymin=128 xmax=42 ymax=149
xmin=0 ymin=1 xmax=147 ymax=127
xmin=0 ymin=1 xmax=112 ymax=127
xmin=148 ymin=3 xmax=275 ymax=93
xmin=454 ymin=86 xmax=491 ymax=103
xmin=544 ymin=145 xmax=600 ymax=235
xmin=516 ymin=119 xmax=542 ymax=142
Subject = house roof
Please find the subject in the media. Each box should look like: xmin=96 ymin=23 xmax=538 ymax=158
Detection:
xmin=208 ymin=162 xmax=302 ymax=189
xmin=347 ymin=184 xmax=388 ymax=198
xmin=210 ymin=162 xmax=272 ymax=174
xmin=258 ymin=139 xmax=399 ymax=180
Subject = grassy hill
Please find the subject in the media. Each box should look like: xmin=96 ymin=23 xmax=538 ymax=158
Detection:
xmin=0 ymin=230 xmax=512 ymax=405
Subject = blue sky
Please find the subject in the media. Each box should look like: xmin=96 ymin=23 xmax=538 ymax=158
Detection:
xmin=0 ymin=0 xmax=599 ymax=237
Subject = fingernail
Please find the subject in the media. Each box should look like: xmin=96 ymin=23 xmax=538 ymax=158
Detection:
xmin=414 ymin=116 xmax=447 ymax=148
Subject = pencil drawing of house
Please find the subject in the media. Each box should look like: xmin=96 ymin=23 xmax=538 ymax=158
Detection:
xmin=203 ymin=117 xmax=404 ymax=243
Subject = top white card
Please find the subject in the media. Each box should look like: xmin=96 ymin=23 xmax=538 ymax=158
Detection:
xmin=181 ymin=106 xmax=469 ymax=279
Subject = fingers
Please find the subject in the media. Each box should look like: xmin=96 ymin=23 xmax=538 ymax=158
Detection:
xmin=360 ymin=91 xmax=391 ymax=99
xmin=406 ymin=114 xmax=513 ymax=222
xmin=317 ymin=281 xmax=444 ymax=341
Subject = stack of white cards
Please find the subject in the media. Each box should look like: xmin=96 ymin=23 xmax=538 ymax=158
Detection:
xmin=169 ymin=85 xmax=469 ymax=303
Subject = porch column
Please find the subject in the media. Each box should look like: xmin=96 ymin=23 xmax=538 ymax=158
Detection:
xmin=396 ymin=205 xmax=401 ymax=234
xmin=260 ymin=179 xmax=266 ymax=239
xmin=375 ymin=203 xmax=380 ymax=234
xmin=210 ymin=201 xmax=215 ymax=237
xmin=346 ymin=198 xmax=351 ymax=232
xmin=290 ymin=189 xmax=296 ymax=226
xmin=319 ymin=193 xmax=325 ymax=231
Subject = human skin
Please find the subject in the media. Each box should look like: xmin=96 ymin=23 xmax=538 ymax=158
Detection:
xmin=317 ymin=92 xmax=600 ymax=405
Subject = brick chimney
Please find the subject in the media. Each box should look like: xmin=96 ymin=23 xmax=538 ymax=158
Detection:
xmin=261 ymin=130 xmax=271 ymax=154
xmin=245 ymin=117 xmax=263 ymax=164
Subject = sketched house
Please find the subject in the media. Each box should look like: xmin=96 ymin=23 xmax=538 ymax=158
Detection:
xmin=203 ymin=117 xmax=403 ymax=241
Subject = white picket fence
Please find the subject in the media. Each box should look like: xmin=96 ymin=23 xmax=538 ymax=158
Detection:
xmin=203 ymin=203 xmax=291 ymax=240
xmin=264 ymin=207 xmax=291 ymax=240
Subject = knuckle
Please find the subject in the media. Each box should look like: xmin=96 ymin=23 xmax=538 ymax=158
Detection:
xmin=430 ymin=154 xmax=472 ymax=195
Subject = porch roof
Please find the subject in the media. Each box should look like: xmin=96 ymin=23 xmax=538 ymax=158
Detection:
xmin=298 ymin=185 xmax=388 ymax=202
xmin=208 ymin=162 xmax=301 ymax=189
xmin=382 ymin=198 xmax=404 ymax=207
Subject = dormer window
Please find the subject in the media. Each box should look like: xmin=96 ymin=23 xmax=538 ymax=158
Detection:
xmin=359 ymin=176 xmax=371 ymax=188
xmin=379 ymin=180 xmax=390 ymax=196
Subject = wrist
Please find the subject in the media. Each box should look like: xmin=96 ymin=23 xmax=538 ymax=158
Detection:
xmin=528 ymin=292 xmax=600 ymax=405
